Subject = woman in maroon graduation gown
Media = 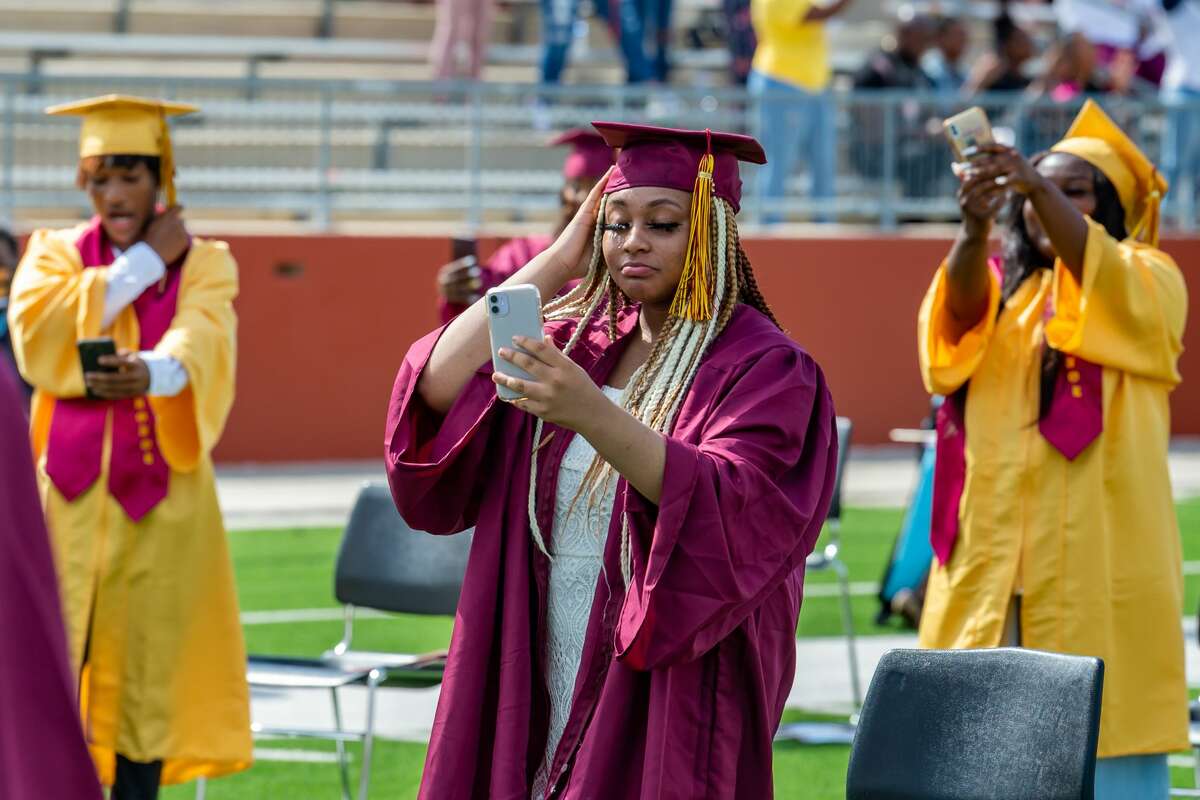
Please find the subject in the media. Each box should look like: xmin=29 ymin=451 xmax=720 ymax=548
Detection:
xmin=0 ymin=360 xmax=102 ymax=800
xmin=386 ymin=123 xmax=838 ymax=799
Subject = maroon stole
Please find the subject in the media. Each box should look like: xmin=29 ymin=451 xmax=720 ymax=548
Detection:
xmin=43 ymin=218 xmax=186 ymax=522
xmin=929 ymin=264 xmax=1103 ymax=565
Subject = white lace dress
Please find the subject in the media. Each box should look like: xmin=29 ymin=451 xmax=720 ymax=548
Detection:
xmin=531 ymin=385 xmax=623 ymax=799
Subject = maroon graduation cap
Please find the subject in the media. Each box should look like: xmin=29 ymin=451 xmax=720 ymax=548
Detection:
xmin=550 ymin=129 xmax=615 ymax=181
xmin=591 ymin=121 xmax=766 ymax=214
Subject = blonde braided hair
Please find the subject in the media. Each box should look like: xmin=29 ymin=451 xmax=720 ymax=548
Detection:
xmin=526 ymin=195 xmax=780 ymax=582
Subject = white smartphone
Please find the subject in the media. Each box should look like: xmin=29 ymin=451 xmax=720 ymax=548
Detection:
xmin=486 ymin=284 xmax=545 ymax=401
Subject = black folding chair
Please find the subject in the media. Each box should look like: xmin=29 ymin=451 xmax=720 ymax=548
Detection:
xmin=847 ymin=648 xmax=1104 ymax=800
xmin=247 ymin=483 xmax=472 ymax=800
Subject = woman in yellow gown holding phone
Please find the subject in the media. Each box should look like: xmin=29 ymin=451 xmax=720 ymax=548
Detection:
xmin=919 ymin=100 xmax=1188 ymax=798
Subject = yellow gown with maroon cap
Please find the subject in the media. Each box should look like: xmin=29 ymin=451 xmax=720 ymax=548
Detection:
xmin=916 ymin=99 xmax=1190 ymax=758
xmin=9 ymin=223 xmax=252 ymax=786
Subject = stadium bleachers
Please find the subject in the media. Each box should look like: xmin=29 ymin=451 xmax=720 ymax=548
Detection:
xmin=0 ymin=0 xmax=1189 ymax=231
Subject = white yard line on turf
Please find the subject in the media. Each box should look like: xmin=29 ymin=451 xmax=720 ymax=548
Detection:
xmin=239 ymin=585 xmax=884 ymax=626
xmin=253 ymin=747 xmax=344 ymax=764
xmin=239 ymin=565 xmax=1200 ymax=626
xmin=241 ymin=607 xmax=389 ymax=625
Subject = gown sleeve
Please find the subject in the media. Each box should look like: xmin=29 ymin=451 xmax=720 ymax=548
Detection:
xmin=384 ymin=326 xmax=506 ymax=535
xmin=1044 ymin=217 xmax=1187 ymax=385
xmin=7 ymin=228 xmax=108 ymax=397
xmin=917 ymin=259 xmax=1002 ymax=397
xmin=148 ymin=240 xmax=239 ymax=472
xmin=614 ymin=344 xmax=838 ymax=671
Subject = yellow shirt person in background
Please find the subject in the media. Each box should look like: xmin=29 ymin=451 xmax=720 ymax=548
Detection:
xmin=918 ymin=100 xmax=1187 ymax=798
xmin=748 ymin=0 xmax=853 ymax=222
xmin=7 ymin=95 xmax=251 ymax=796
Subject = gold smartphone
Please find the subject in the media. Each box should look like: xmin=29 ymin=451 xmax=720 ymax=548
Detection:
xmin=942 ymin=106 xmax=995 ymax=162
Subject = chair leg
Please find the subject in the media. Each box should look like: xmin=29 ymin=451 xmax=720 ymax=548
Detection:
xmin=357 ymin=669 xmax=383 ymax=800
xmin=832 ymin=557 xmax=863 ymax=708
xmin=195 ymin=777 xmax=206 ymax=800
xmin=331 ymin=687 xmax=352 ymax=800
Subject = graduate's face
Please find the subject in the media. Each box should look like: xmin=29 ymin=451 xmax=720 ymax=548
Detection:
xmin=84 ymin=161 xmax=158 ymax=250
xmin=1022 ymin=153 xmax=1097 ymax=261
xmin=601 ymin=187 xmax=691 ymax=309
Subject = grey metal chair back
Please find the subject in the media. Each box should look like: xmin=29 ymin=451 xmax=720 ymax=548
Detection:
xmin=847 ymin=648 xmax=1104 ymax=800
xmin=828 ymin=415 xmax=852 ymax=523
xmin=333 ymin=483 xmax=471 ymax=616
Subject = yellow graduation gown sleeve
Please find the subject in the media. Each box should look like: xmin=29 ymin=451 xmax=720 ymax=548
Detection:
xmin=916 ymin=220 xmax=1189 ymax=759
xmin=7 ymin=228 xmax=252 ymax=787
xmin=917 ymin=259 xmax=1002 ymax=396
xmin=1046 ymin=217 xmax=1187 ymax=384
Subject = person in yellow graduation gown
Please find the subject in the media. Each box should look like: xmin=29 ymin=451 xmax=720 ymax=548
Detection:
xmin=917 ymin=99 xmax=1188 ymax=797
xmin=7 ymin=95 xmax=251 ymax=798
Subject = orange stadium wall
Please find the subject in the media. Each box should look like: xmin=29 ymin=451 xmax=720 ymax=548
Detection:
xmin=208 ymin=233 xmax=1200 ymax=462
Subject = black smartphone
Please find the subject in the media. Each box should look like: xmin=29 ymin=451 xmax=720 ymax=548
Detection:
xmin=451 ymin=236 xmax=478 ymax=263
xmin=77 ymin=337 xmax=117 ymax=399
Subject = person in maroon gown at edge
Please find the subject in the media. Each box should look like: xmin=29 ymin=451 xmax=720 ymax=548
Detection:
xmin=436 ymin=129 xmax=616 ymax=322
xmin=385 ymin=122 xmax=838 ymax=799
xmin=0 ymin=359 xmax=103 ymax=800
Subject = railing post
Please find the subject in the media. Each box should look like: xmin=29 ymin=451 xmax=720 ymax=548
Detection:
xmin=114 ymin=0 xmax=132 ymax=33
xmin=467 ymin=82 xmax=484 ymax=231
xmin=747 ymin=87 xmax=763 ymax=227
xmin=318 ymin=0 xmax=336 ymax=38
xmin=2 ymin=82 xmax=14 ymax=225
xmin=1180 ymin=97 xmax=1198 ymax=233
xmin=316 ymin=86 xmax=333 ymax=230
xmin=880 ymin=94 xmax=897 ymax=231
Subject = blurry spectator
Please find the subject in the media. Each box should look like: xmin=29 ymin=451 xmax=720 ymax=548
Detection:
xmin=723 ymin=0 xmax=757 ymax=84
xmin=1019 ymin=34 xmax=1111 ymax=153
xmin=640 ymin=0 xmax=673 ymax=82
xmin=922 ymin=17 xmax=969 ymax=96
xmin=1055 ymin=0 xmax=1169 ymax=88
xmin=964 ymin=10 xmax=1034 ymax=94
xmin=543 ymin=0 xmax=651 ymax=84
xmin=1160 ymin=0 xmax=1200 ymax=222
xmin=0 ymin=227 xmax=30 ymax=401
xmin=748 ymin=0 xmax=854 ymax=221
xmin=851 ymin=15 xmax=944 ymax=200
xmin=430 ymin=0 xmax=493 ymax=80
xmin=1035 ymin=33 xmax=1109 ymax=102
xmin=853 ymin=15 xmax=936 ymax=92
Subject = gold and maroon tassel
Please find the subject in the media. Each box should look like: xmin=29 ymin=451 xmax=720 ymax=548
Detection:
xmin=669 ymin=131 xmax=715 ymax=321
